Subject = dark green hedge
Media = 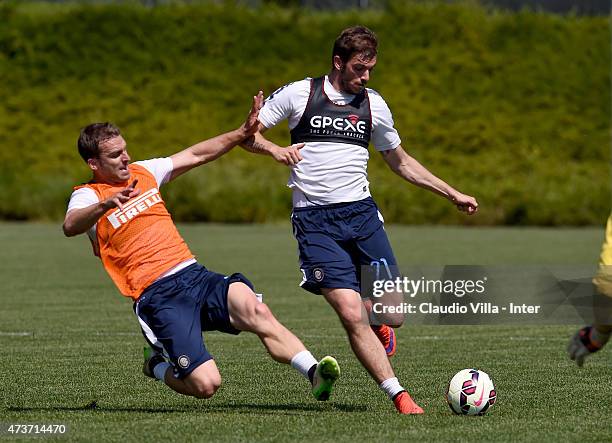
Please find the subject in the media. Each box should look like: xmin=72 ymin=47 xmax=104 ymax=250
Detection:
xmin=1 ymin=1 xmax=609 ymax=224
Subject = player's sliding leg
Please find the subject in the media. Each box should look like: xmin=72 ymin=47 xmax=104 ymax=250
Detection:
xmin=227 ymin=283 xmax=305 ymax=363
xmin=139 ymin=270 xmax=338 ymax=401
xmin=227 ymin=282 xmax=340 ymax=401
xmin=322 ymin=287 xmax=423 ymax=414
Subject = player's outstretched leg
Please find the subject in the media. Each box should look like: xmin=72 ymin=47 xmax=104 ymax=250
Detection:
xmin=568 ymin=273 xmax=612 ymax=366
xmin=323 ymin=287 xmax=423 ymax=414
xmin=227 ymin=282 xmax=340 ymax=401
xmin=568 ymin=325 xmax=611 ymax=367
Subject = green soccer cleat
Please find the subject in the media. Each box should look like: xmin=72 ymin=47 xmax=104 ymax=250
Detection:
xmin=311 ymin=356 xmax=340 ymax=401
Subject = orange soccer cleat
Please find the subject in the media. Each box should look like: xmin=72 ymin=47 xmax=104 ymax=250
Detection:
xmin=393 ymin=391 xmax=424 ymax=415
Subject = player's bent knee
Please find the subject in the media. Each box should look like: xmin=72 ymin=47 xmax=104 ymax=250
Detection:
xmin=245 ymin=302 xmax=277 ymax=333
xmin=254 ymin=302 xmax=273 ymax=321
xmin=189 ymin=376 xmax=221 ymax=399
xmin=194 ymin=382 xmax=220 ymax=399
xmin=185 ymin=361 xmax=222 ymax=399
xmin=324 ymin=289 xmax=369 ymax=328
xmin=337 ymin=306 xmax=368 ymax=329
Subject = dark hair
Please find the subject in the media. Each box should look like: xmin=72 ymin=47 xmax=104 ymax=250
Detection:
xmin=77 ymin=122 xmax=121 ymax=161
xmin=332 ymin=26 xmax=378 ymax=65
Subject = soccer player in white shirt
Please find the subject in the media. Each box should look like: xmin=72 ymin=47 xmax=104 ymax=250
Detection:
xmin=242 ymin=26 xmax=478 ymax=414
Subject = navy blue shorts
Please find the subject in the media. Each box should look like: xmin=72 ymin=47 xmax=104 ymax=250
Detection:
xmin=134 ymin=263 xmax=254 ymax=378
xmin=291 ymin=197 xmax=398 ymax=295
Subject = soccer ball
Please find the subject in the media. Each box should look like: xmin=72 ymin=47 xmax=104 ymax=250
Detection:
xmin=446 ymin=368 xmax=497 ymax=416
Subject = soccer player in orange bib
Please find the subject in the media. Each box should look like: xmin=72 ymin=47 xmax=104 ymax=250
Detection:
xmin=63 ymin=93 xmax=340 ymax=402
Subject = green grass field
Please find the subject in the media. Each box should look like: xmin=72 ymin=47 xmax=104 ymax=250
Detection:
xmin=0 ymin=223 xmax=610 ymax=442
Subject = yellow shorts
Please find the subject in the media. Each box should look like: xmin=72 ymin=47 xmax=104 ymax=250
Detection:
xmin=593 ymin=213 xmax=612 ymax=298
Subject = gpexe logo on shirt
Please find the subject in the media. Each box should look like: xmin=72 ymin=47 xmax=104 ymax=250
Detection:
xmin=107 ymin=188 xmax=162 ymax=229
xmin=309 ymin=114 xmax=366 ymax=134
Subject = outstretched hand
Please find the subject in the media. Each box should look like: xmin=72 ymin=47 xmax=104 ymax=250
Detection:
xmin=103 ymin=179 xmax=140 ymax=211
xmin=451 ymin=192 xmax=478 ymax=215
xmin=243 ymin=91 xmax=264 ymax=137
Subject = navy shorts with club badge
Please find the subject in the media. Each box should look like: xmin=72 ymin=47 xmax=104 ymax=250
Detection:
xmin=134 ymin=263 xmax=255 ymax=378
xmin=291 ymin=197 xmax=398 ymax=295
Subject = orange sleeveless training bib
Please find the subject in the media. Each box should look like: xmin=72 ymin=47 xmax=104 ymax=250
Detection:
xmin=75 ymin=164 xmax=194 ymax=299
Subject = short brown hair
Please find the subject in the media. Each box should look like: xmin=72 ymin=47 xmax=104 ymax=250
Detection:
xmin=77 ymin=122 xmax=121 ymax=161
xmin=332 ymin=26 xmax=378 ymax=64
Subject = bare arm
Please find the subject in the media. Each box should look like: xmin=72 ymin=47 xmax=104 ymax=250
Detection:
xmin=241 ymin=124 xmax=304 ymax=166
xmin=168 ymin=92 xmax=264 ymax=181
xmin=63 ymin=180 xmax=140 ymax=237
xmin=381 ymin=145 xmax=478 ymax=214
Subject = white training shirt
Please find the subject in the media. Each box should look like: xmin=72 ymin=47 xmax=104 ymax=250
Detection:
xmin=66 ymin=158 xmax=174 ymax=240
xmin=259 ymin=76 xmax=401 ymax=207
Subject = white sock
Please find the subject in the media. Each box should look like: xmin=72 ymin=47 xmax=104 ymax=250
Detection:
xmin=290 ymin=350 xmax=318 ymax=381
xmin=379 ymin=377 xmax=405 ymax=399
xmin=153 ymin=362 xmax=171 ymax=381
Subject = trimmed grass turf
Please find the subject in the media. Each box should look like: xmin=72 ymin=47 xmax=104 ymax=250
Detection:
xmin=0 ymin=222 xmax=610 ymax=442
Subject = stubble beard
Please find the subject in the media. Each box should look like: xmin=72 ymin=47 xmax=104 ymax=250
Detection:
xmin=340 ymin=67 xmax=364 ymax=94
